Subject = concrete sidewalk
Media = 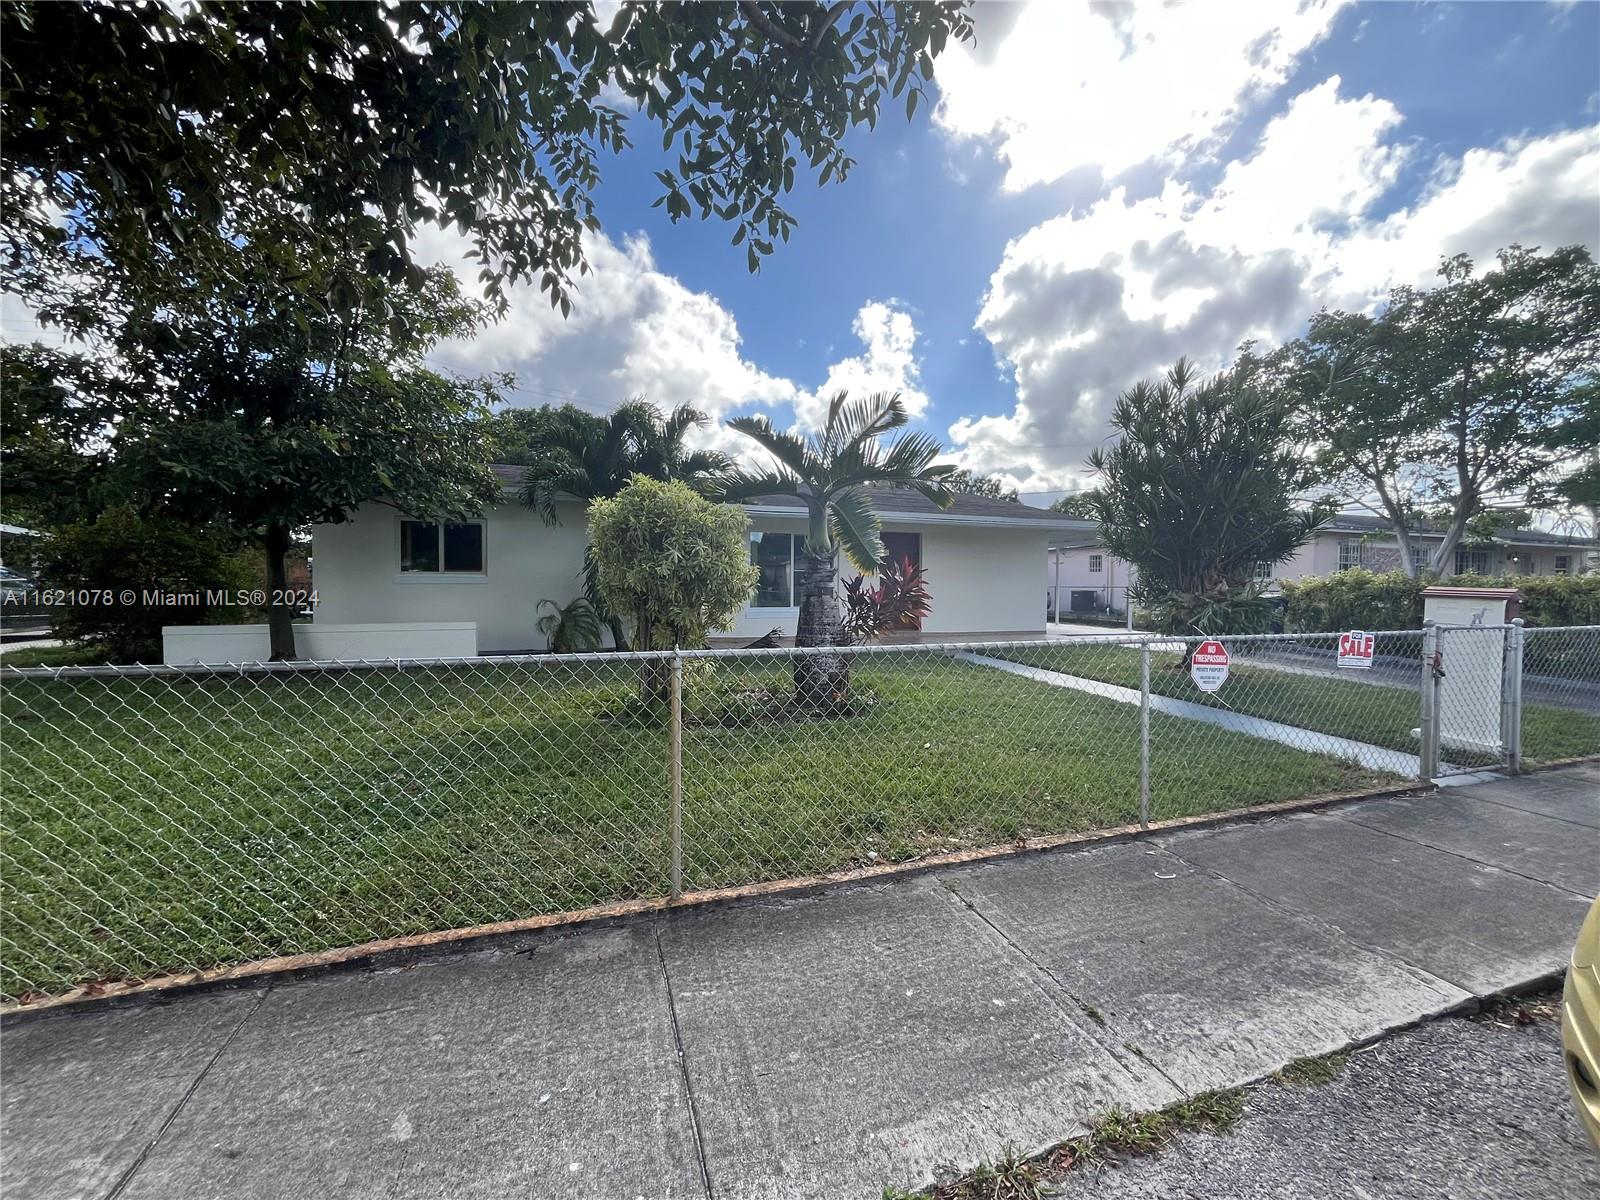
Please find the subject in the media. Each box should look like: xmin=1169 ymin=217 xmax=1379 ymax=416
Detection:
xmin=3 ymin=767 xmax=1597 ymax=1200
xmin=962 ymin=650 xmax=1424 ymax=775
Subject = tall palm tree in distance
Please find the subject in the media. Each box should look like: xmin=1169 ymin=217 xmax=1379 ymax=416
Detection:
xmin=725 ymin=391 xmax=954 ymax=703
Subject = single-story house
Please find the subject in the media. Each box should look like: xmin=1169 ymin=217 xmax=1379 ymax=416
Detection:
xmin=1047 ymin=512 xmax=1595 ymax=617
xmin=306 ymin=468 xmax=1079 ymax=654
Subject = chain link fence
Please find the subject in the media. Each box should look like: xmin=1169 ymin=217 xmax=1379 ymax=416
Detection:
xmin=3 ymin=623 xmax=1597 ymax=1003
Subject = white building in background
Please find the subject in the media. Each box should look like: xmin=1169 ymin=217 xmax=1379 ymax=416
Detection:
xmin=1047 ymin=513 xmax=1594 ymax=621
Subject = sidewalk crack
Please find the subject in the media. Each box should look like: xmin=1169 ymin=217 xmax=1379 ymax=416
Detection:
xmin=1330 ymin=808 xmax=1590 ymax=898
xmin=1457 ymin=789 xmax=1600 ymax=832
xmin=937 ymin=878 xmax=1187 ymax=1096
xmin=655 ymin=927 xmax=714 ymax=1200
xmin=1147 ymin=841 xmax=1466 ymax=997
xmin=103 ymin=984 xmax=272 ymax=1200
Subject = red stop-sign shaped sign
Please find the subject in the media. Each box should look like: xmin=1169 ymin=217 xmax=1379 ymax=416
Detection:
xmin=1190 ymin=639 xmax=1230 ymax=692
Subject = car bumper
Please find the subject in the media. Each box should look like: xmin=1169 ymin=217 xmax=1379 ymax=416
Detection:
xmin=1564 ymin=960 xmax=1600 ymax=1152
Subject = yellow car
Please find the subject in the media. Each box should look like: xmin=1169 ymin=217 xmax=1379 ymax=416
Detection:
xmin=1565 ymin=896 xmax=1600 ymax=1151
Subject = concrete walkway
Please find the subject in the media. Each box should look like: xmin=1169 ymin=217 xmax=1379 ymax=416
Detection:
xmin=3 ymin=767 xmax=1597 ymax=1200
xmin=961 ymin=651 xmax=1424 ymax=776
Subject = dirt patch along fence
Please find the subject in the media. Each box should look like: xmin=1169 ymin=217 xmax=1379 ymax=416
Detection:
xmin=2 ymin=626 xmax=1595 ymax=1003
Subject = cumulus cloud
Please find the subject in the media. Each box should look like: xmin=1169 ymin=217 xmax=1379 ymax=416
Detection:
xmin=418 ymin=225 xmax=797 ymax=429
xmin=792 ymin=300 xmax=928 ymax=431
xmin=946 ymin=70 xmax=1600 ymax=494
xmin=415 ymin=224 xmax=932 ymax=463
xmin=935 ymin=0 xmax=1349 ymax=190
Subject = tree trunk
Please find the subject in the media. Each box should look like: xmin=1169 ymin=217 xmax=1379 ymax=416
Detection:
xmin=264 ymin=522 xmax=298 ymax=661
xmin=794 ymin=547 xmax=849 ymax=706
xmin=638 ymin=659 xmax=671 ymax=706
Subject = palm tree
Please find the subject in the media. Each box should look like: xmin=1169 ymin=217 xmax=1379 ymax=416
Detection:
xmin=724 ymin=391 xmax=954 ymax=703
xmin=519 ymin=400 xmax=732 ymax=649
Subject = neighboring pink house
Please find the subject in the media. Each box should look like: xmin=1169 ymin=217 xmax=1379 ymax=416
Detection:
xmin=1047 ymin=513 xmax=1594 ymax=621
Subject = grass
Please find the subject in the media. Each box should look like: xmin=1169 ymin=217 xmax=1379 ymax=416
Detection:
xmin=989 ymin=642 xmax=1600 ymax=766
xmin=1275 ymin=1050 xmax=1351 ymax=1087
xmin=882 ymin=1089 xmax=1247 ymax=1199
xmin=0 ymin=643 xmax=107 ymax=668
xmin=0 ymin=656 xmax=1389 ymax=999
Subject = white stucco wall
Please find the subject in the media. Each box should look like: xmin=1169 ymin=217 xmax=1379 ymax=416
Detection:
xmin=706 ymin=519 xmax=1054 ymax=644
xmin=311 ymin=501 xmax=592 ymax=653
xmin=315 ymin=503 xmax=1057 ymax=652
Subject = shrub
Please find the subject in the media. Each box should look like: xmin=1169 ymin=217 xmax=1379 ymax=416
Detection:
xmin=1280 ymin=570 xmax=1425 ymax=633
xmin=589 ymin=476 xmax=756 ymax=652
xmin=1452 ymin=572 xmax=1600 ymax=627
xmin=34 ymin=507 xmax=256 ymax=662
xmin=1281 ymin=568 xmax=1599 ymax=632
xmin=535 ymin=597 xmax=602 ymax=653
xmin=840 ymin=557 xmax=931 ymax=643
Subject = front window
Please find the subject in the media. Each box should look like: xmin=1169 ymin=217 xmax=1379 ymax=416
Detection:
xmin=1454 ymin=548 xmax=1490 ymax=576
xmin=1338 ymin=539 xmax=1364 ymax=571
xmin=1088 ymin=554 xmax=1103 ymax=574
xmin=750 ymin=532 xmax=806 ymax=608
xmin=1555 ymin=554 xmax=1570 ymax=576
xmin=1254 ymin=561 xmax=1272 ymax=581
xmin=1410 ymin=544 xmax=1432 ymax=573
xmin=401 ymin=520 xmax=485 ymax=573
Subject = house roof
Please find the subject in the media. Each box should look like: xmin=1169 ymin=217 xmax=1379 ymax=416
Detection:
xmin=1318 ymin=512 xmax=1588 ymax=547
xmin=489 ymin=466 xmax=1082 ymax=529
xmin=1048 ymin=508 xmax=1590 ymax=549
xmin=742 ymin=485 xmax=1081 ymax=528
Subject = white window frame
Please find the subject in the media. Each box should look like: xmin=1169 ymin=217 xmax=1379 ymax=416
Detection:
xmin=1088 ymin=553 xmax=1103 ymax=574
xmin=747 ymin=532 xmax=806 ymax=611
xmin=1337 ymin=539 xmax=1364 ymax=571
xmin=395 ymin=518 xmax=488 ymax=583
xmin=1453 ymin=547 xmax=1490 ymax=576
xmin=1409 ymin=543 xmax=1433 ymax=573
xmin=1554 ymin=554 xmax=1570 ymax=576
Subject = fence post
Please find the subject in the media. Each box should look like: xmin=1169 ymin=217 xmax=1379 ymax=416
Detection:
xmin=1501 ymin=618 xmax=1525 ymax=775
xmin=1125 ymin=591 xmax=1134 ymax=633
xmin=1139 ymin=639 xmax=1151 ymax=828
xmin=1418 ymin=621 xmax=1441 ymax=781
xmin=669 ymin=647 xmax=683 ymax=900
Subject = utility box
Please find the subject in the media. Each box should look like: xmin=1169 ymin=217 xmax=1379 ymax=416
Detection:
xmin=1421 ymin=586 xmax=1521 ymax=758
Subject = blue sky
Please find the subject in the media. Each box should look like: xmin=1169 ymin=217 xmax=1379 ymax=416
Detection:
xmin=425 ymin=0 xmax=1600 ymax=504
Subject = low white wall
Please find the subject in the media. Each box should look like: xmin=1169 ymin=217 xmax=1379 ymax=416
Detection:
xmin=163 ymin=622 xmax=478 ymax=665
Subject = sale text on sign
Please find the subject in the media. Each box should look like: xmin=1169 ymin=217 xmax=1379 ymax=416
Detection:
xmin=1337 ymin=630 xmax=1375 ymax=669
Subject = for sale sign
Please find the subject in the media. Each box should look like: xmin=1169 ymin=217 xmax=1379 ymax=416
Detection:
xmin=1189 ymin=639 xmax=1230 ymax=693
xmin=1338 ymin=630 xmax=1376 ymax=669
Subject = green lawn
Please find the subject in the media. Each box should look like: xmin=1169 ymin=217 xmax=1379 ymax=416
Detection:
xmin=989 ymin=643 xmax=1600 ymax=766
xmin=0 ymin=643 xmax=106 ymax=669
xmin=1 ymin=656 xmax=1389 ymax=999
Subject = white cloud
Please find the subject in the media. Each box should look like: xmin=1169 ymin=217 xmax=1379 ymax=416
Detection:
xmin=418 ymin=225 xmax=798 ymax=433
xmin=416 ymin=226 xmax=934 ymax=463
xmin=792 ymin=300 xmax=928 ymax=431
xmin=935 ymin=0 xmax=1348 ymax=190
xmin=948 ymin=73 xmax=1600 ymax=494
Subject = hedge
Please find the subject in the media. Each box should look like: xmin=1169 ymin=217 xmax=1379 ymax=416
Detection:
xmin=1280 ymin=568 xmax=1600 ymax=633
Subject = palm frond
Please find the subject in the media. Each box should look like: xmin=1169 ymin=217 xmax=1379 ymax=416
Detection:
xmin=831 ymin=391 xmax=907 ymax=451
xmin=876 ymin=430 xmax=946 ymax=480
xmin=716 ymin=470 xmax=802 ymax=504
xmin=827 ymin=485 xmax=883 ymax=574
xmin=726 ymin=415 xmax=815 ymax=480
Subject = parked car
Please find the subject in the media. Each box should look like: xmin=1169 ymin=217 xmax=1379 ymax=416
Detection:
xmin=0 ymin=565 xmax=36 ymax=601
xmin=1563 ymin=895 xmax=1600 ymax=1150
